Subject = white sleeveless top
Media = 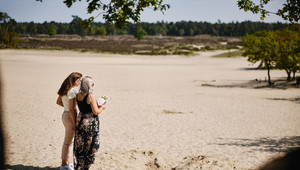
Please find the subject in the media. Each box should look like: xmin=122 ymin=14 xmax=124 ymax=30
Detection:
xmin=61 ymin=88 xmax=77 ymax=111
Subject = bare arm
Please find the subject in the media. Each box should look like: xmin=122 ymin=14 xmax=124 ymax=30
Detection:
xmin=56 ymin=96 xmax=63 ymax=107
xmin=69 ymin=98 xmax=77 ymax=130
xmin=88 ymin=93 xmax=106 ymax=116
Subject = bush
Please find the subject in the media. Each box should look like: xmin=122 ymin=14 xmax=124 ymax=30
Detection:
xmin=0 ymin=30 xmax=21 ymax=48
xmin=134 ymin=27 xmax=147 ymax=40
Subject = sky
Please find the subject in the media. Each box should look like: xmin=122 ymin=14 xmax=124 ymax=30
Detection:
xmin=0 ymin=0 xmax=289 ymax=24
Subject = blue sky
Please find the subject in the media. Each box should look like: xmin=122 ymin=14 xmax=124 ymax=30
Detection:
xmin=0 ymin=0 xmax=288 ymax=23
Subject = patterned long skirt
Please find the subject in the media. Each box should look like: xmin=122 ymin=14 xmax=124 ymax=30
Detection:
xmin=73 ymin=112 xmax=100 ymax=170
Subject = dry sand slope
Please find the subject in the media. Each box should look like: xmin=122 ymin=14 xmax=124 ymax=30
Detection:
xmin=0 ymin=49 xmax=299 ymax=170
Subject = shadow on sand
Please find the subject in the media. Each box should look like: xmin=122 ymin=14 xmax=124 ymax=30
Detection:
xmin=267 ymin=97 xmax=300 ymax=104
xmin=200 ymin=79 xmax=299 ymax=90
xmin=4 ymin=164 xmax=57 ymax=170
xmin=213 ymin=136 xmax=300 ymax=153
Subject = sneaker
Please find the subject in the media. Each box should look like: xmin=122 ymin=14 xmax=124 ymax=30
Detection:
xmin=60 ymin=164 xmax=74 ymax=170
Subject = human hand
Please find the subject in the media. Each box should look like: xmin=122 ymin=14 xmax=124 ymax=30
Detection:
xmin=101 ymin=104 xmax=106 ymax=110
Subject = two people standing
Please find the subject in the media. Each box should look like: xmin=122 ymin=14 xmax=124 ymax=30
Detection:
xmin=56 ymin=73 xmax=106 ymax=170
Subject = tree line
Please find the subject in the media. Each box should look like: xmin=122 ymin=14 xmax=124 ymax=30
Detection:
xmin=3 ymin=15 xmax=293 ymax=37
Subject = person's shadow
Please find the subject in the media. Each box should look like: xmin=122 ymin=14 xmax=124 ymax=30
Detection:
xmin=4 ymin=164 xmax=58 ymax=170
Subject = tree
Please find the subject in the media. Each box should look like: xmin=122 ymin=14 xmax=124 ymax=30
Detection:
xmin=237 ymin=0 xmax=300 ymax=23
xmin=242 ymin=31 xmax=278 ymax=85
xmin=48 ymin=21 xmax=58 ymax=36
xmin=155 ymin=21 xmax=168 ymax=36
xmin=14 ymin=24 xmax=26 ymax=34
xmin=48 ymin=26 xmax=57 ymax=36
xmin=36 ymin=0 xmax=170 ymax=30
xmin=95 ymin=26 xmax=107 ymax=35
xmin=70 ymin=16 xmax=87 ymax=38
xmin=26 ymin=22 xmax=37 ymax=35
xmin=134 ymin=27 xmax=147 ymax=40
xmin=57 ymin=24 xmax=66 ymax=34
xmin=274 ymin=28 xmax=300 ymax=81
xmin=0 ymin=12 xmax=20 ymax=48
xmin=178 ymin=28 xmax=184 ymax=36
xmin=37 ymin=22 xmax=48 ymax=34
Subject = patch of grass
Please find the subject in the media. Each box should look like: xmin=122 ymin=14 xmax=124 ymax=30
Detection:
xmin=162 ymin=110 xmax=183 ymax=114
xmin=212 ymin=50 xmax=244 ymax=58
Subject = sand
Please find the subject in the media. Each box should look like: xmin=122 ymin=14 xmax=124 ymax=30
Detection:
xmin=0 ymin=49 xmax=299 ymax=170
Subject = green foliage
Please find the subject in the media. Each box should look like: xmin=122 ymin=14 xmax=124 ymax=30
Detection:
xmin=242 ymin=31 xmax=278 ymax=84
xmin=36 ymin=0 xmax=170 ymax=30
xmin=5 ymin=15 xmax=294 ymax=37
xmin=178 ymin=29 xmax=184 ymax=36
xmin=237 ymin=0 xmax=300 ymax=23
xmin=155 ymin=21 xmax=168 ymax=35
xmin=48 ymin=26 xmax=57 ymax=36
xmin=0 ymin=12 xmax=15 ymax=24
xmin=134 ymin=27 xmax=147 ymax=40
xmin=96 ymin=26 xmax=107 ymax=35
xmin=242 ymin=28 xmax=300 ymax=83
xmin=0 ymin=12 xmax=20 ymax=48
xmin=57 ymin=24 xmax=66 ymax=34
xmin=189 ymin=29 xmax=194 ymax=36
xmin=273 ymin=28 xmax=300 ymax=80
xmin=116 ymin=29 xmax=128 ymax=35
xmin=26 ymin=22 xmax=37 ymax=35
xmin=278 ymin=0 xmax=300 ymax=22
xmin=89 ymin=26 xmax=96 ymax=35
xmin=2 ymin=31 xmax=20 ymax=48
xmin=242 ymin=31 xmax=277 ymax=64
xmin=70 ymin=16 xmax=88 ymax=38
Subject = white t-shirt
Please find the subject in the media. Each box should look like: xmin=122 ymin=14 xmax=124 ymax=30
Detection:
xmin=62 ymin=88 xmax=77 ymax=111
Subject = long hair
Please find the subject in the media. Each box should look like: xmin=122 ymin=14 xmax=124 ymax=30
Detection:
xmin=79 ymin=76 xmax=94 ymax=95
xmin=57 ymin=72 xmax=82 ymax=96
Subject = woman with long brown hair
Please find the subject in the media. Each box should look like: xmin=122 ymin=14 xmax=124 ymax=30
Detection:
xmin=56 ymin=72 xmax=82 ymax=170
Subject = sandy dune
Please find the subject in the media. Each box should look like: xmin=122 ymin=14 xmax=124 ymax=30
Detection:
xmin=0 ymin=49 xmax=299 ymax=169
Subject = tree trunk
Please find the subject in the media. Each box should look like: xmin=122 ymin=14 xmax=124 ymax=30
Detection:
xmin=285 ymin=69 xmax=291 ymax=81
xmin=257 ymin=60 xmax=264 ymax=69
xmin=292 ymin=71 xmax=296 ymax=81
xmin=296 ymin=77 xmax=300 ymax=85
xmin=266 ymin=63 xmax=272 ymax=85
